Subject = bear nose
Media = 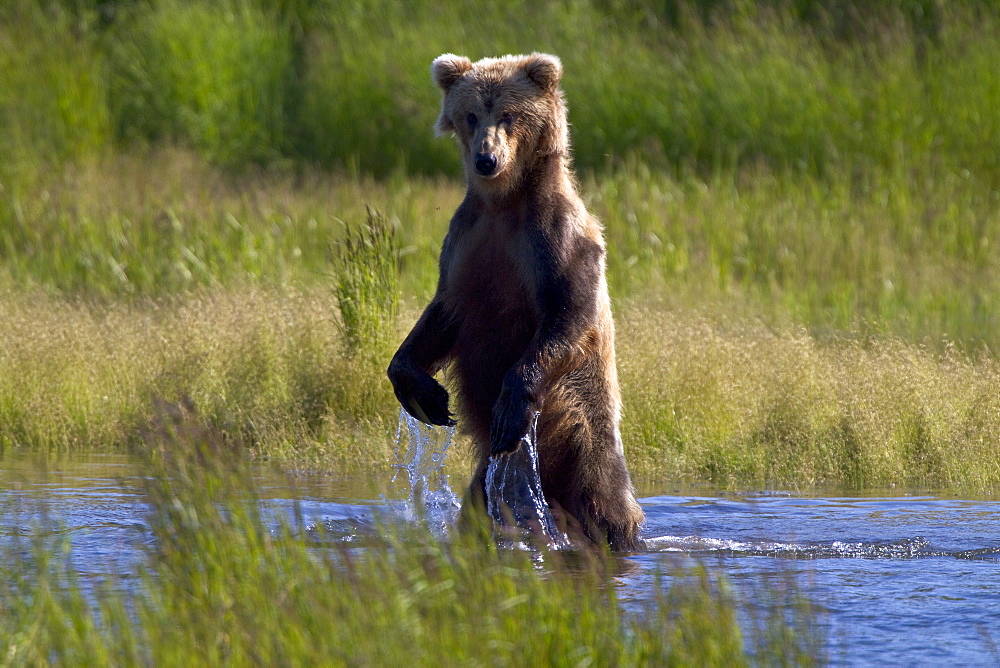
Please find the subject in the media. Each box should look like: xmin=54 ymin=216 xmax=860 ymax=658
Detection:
xmin=474 ymin=153 xmax=498 ymax=176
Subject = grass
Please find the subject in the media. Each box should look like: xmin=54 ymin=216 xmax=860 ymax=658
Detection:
xmin=0 ymin=1 xmax=998 ymax=486
xmin=1 ymin=151 xmax=997 ymax=348
xmin=4 ymin=1 xmax=1000 ymax=178
xmin=0 ymin=3 xmax=109 ymax=168
xmin=332 ymin=207 xmax=400 ymax=352
xmin=0 ymin=285 xmax=401 ymax=471
xmin=1 ymin=278 xmax=997 ymax=490
xmin=3 ymin=2 xmax=997 ymax=662
xmin=591 ymin=162 xmax=999 ymax=349
xmin=0 ymin=421 xmax=824 ymax=665
xmin=105 ymin=0 xmax=293 ymax=166
xmin=0 ymin=150 xmax=453 ymax=299
xmin=0 ymin=151 xmax=996 ymax=492
xmin=619 ymin=306 xmax=1000 ymax=489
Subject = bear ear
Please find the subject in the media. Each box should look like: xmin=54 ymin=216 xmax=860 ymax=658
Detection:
xmin=522 ymin=53 xmax=562 ymax=92
xmin=431 ymin=54 xmax=473 ymax=92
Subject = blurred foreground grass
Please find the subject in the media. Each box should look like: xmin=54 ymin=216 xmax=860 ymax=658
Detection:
xmin=0 ymin=419 xmax=824 ymax=665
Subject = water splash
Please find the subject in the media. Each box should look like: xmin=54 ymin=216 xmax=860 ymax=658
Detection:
xmin=484 ymin=412 xmax=570 ymax=550
xmin=392 ymin=409 xmax=461 ymax=538
xmin=390 ymin=408 xmax=569 ymax=549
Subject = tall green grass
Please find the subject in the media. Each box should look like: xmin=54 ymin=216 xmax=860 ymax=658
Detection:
xmin=0 ymin=3 xmax=109 ymax=170
xmin=619 ymin=307 xmax=1000 ymax=489
xmin=1 ymin=1 xmax=999 ymax=488
xmin=591 ymin=163 xmax=999 ymax=348
xmin=0 ymin=151 xmax=455 ymax=298
xmin=106 ymin=0 xmax=293 ymax=166
xmin=4 ymin=1 xmax=1000 ymax=178
xmin=1 ymin=284 xmax=997 ymax=489
xmin=1 ymin=152 xmax=994 ymax=349
xmin=0 ymin=422 xmax=824 ymax=665
xmin=332 ymin=207 xmax=400 ymax=351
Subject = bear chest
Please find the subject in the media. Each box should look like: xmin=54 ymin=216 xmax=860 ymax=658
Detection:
xmin=445 ymin=223 xmax=538 ymax=329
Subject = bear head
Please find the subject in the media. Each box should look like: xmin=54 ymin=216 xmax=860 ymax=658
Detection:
xmin=431 ymin=53 xmax=569 ymax=193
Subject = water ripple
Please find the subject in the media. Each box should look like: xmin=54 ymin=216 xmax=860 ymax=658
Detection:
xmin=644 ymin=534 xmax=1000 ymax=561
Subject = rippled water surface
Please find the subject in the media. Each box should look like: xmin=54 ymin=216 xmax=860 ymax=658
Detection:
xmin=635 ymin=492 xmax=1000 ymax=664
xmin=2 ymin=454 xmax=998 ymax=665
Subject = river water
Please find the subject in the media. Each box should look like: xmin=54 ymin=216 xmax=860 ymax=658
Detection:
xmin=2 ymin=452 xmax=998 ymax=665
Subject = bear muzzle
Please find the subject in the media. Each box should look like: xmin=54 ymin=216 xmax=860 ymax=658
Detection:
xmin=474 ymin=152 xmax=499 ymax=177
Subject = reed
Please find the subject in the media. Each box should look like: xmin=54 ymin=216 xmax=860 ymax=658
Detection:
xmin=332 ymin=207 xmax=400 ymax=352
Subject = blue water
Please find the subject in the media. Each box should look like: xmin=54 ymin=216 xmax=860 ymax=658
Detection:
xmin=633 ymin=493 xmax=1000 ymax=664
xmin=2 ymin=454 xmax=998 ymax=664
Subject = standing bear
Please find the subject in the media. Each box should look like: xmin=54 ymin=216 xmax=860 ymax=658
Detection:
xmin=388 ymin=53 xmax=644 ymax=551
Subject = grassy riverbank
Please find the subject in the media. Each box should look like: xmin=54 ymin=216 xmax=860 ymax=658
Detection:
xmin=2 ymin=279 xmax=998 ymax=490
xmin=0 ymin=153 xmax=998 ymax=492
xmin=0 ymin=154 xmax=997 ymax=490
xmin=1 ymin=1 xmax=999 ymax=489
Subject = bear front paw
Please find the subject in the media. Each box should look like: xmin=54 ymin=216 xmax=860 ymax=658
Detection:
xmin=489 ymin=390 xmax=533 ymax=456
xmin=388 ymin=362 xmax=455 ymax=427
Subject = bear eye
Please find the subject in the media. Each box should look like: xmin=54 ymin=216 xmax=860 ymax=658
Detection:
xmin=466 ymin=113 xmax=477 ymax=128
xmin=501 ymin=112 xmax=514 ymax=126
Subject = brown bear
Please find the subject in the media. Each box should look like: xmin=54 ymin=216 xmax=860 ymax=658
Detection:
xmin=387 ymin=53 xmax=644 ymax=551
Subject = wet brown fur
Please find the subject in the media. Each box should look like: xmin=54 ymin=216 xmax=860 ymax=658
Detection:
xmin=388 ymin=53 xmax=644 ymax=551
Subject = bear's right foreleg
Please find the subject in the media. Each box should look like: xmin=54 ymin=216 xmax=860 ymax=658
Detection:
xmin=387 ymin=364 xmax=454 ymax=426
xmin=387 ymin=300 xmax=458 ymax=427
